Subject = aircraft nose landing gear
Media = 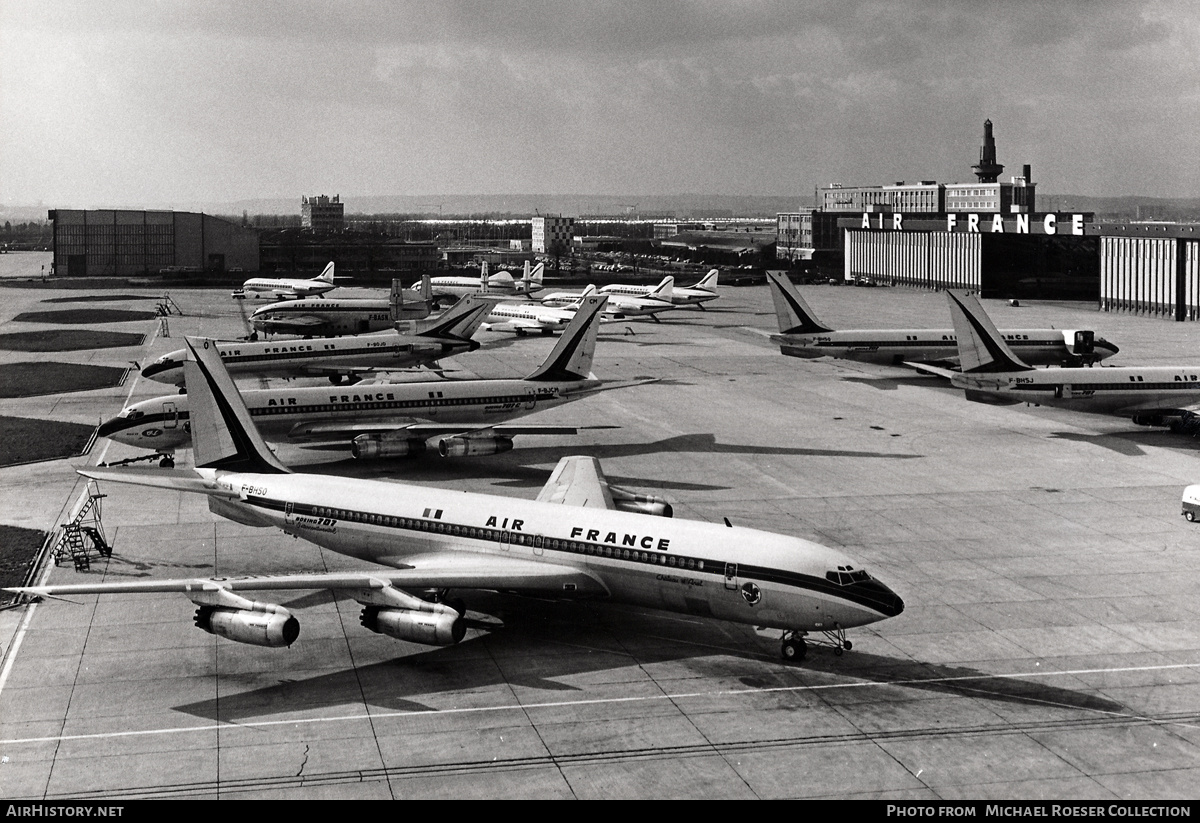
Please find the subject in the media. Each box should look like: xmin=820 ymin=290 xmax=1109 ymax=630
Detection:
xmin=780 ymin=625 xmax=853 ymax=662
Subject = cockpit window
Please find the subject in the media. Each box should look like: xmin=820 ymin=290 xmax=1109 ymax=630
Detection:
xmin=826 ymin=564 xmax=872 ymax=586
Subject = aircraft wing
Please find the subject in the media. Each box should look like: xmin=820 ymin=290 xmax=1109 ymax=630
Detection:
xmin=288 ymin=420 xmax=618 ymax=442
xmin=480 ymin=317 xmax=545 ymax=333
xmin=7 ymin=553 xmax=609 ymax=600
xmin=252 ymin=315 xmax=326 ymax=330
xmin=903 ymin=362 xmax=959 ymax=379
xmin=535 ymin=455 xmax=617 ymax=510
xmin=78 ymin=466 xmax=244 ymax=497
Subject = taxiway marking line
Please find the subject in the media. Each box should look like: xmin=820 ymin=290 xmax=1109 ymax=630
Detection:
xmin=3 ymin=660 xmax=1199 ymax=746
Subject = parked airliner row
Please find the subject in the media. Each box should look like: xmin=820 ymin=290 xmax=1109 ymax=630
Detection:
xmin=766 ymin=270 xmax=1118 ymax=368
xmin=602 ymin=269 xmax=720 ymax=309
xmin=102 ymin=295 xmax=618 ymax=462
xmin=430 ymin=261 xmax=544 ymax=304
xmin=917 ymin=290 xmax=1200 ymax=433
xmin=7 ymin=335 xmax=902 ymax=663
xmin=249 ymin=276 xmax=434 ymax=337
xmin=542 ymin=278 xmax=677 ymax=321
xmin=235 ymin=261 xmax=340 ymax=300
xmin=143 ymin=294 xmax=492 ymax=386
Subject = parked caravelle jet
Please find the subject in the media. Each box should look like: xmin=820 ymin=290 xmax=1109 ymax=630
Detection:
xmin=8 ymin=336 xmax=903 ymax=661
xmin=103 ymin=295 xmax=621 ymax=462
xmin=542 ymin=277 xmax=677 ymax=322
xmin=430 ymin=261 xmax=544 ymax=305
xmin=766 ymin=271 xmax=1118 ymax=367
xmin=602 ymin=269 xmax=720 ymax=309
xmin=143 ymin=294 xmax=493 ymax=386
xmin=919 ymin=290 xmax=1200 ymax=432
xmin=235 ymin=261 xmax=339 ymax=300
xmin=249 ymin=276 xmax=434 ymax=337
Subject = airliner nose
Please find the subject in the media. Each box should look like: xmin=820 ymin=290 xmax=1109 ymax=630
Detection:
xmin=854 ymin=578 xmax=905 ymax=618
xmin=97 ymin=415 xmax=126 ymax=438
xmin=142 ymin=357 xmax=178 ymax=380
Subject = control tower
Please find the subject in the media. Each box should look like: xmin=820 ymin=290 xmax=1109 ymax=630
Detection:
xmin=972 ymin=119 xmax=1005 ymax=183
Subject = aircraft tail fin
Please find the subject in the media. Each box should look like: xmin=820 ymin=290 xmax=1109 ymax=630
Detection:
xmin=765 ymin=270 xmax=833 ymax=334
xmin=648 ymin=276 xmax=674 ymax=301
xmin=417 ymin=274 xmax=431 ymax=303
xmin=525 ymin=294 xmax=606 ymax=381
xmin=945 ymin=290 xmax=1034 ymax=373
xmin=694 ymin=269 xmax=719 ymax=291
xmin=314 ymin=261 xmax=335 ymax=284
xmin=183 ymin=338 xmax=291 ymax=474
xmin=522 ymin=262 xmax=544 ymax=291
xmin=415 ymin=294 xmax=491 ymax=340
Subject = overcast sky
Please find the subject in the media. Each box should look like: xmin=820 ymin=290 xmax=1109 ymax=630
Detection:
xmin=2 ymin=0 xmax=1197 ymax=208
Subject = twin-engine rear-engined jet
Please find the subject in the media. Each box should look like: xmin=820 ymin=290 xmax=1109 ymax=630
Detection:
xmin=142 ymin=293 xmax=492 ymax=386
xmin=6 ymin=332 xmax=903 ymax=662
xmin=480 ymin=300 xmax=578 ymax=336
xmin=766 ymin=270 xmax=1118 ymax=368
xmin=602 ymin=269 xmax=720 ymax=309
xmin=249 ymin=276 xmax=434 ymax=337
xmin=915 ymin=290 xmax=1200 ymax=432
xmin=234 ymin=261 xmax=340 ymax=300
xmin=430 ymin=261 xmax=544 ymax=305
xmin=541 ymin=277 xmax=677 ymax=322
xmin=103 ymin=295 xmax=622 ymax=462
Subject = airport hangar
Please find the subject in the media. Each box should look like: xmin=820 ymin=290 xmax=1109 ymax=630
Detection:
xmin=45 ymin=208 xmax=442 ymax=280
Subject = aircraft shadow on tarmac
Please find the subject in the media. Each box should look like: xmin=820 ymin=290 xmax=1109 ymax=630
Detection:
xmin=840 ymin=374 xmax=957 ymax=392
xmin=170 ymin=595 xmax=1124 ymax=723
xmin=1047 ymin=429 xmax=1200 ymax=457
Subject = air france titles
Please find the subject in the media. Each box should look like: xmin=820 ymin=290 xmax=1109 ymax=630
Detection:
xmin=570 ymin=526 xmax=670 ymax=552
xmin=861 ymin=212 xmax=1087 ymax=236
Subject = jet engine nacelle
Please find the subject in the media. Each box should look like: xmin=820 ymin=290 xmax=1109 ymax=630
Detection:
xmin=436 ymin=435 xmax=514 ymax=458
xmin=351 ymin=433 xmax=427 ymax=459
xmin=194 ymin=605 xmax=299 ymax=647
xmin=609 ymin=485 xmax=673 ymax=518
xmin=359 ymin=607 xmax=466 ymax=646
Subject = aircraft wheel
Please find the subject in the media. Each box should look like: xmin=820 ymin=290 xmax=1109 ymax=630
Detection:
xmin=834 ymin=646 xmax=844 ymax=656
xmin=159 ymin=456 xmax=175 ymax=468
xmin=1187 ymin=511 xmax=1196 ymax=522
xmin=844 ymin=640 xmax=853 ymax=651
xmin=781 ymin=638 xmax=806 ymax=662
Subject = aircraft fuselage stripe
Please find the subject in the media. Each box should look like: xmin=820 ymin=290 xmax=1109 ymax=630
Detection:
xmin=240 ymin=495 xmax=896 ymax=616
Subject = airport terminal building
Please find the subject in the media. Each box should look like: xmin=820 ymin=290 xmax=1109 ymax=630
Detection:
xmin=781 ymin=121 xmax=1200 ymax=320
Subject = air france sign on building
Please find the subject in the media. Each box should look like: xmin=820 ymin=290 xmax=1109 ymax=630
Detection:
xmin=859 ymin=212 xmax=1088 ymax=236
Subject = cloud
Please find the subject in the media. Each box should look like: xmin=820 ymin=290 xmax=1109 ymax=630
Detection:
xmin=2 ymin=0 xmax=1198 ymax=204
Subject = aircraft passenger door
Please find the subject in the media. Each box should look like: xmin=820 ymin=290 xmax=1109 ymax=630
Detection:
xmin=163 ymin=401 xmax=178 ymax=429
xmin=499 ymin=530 xmax=511 ymax=551
xmin=532 ymin=534 xmax=544 ymax=556
xmin=284 ymin=501 xmax=296 ymax=529
xmin=724 ymin=563 xmax=738 ymax=591
xmin=524 ymin=389 xmax=536 ymax=411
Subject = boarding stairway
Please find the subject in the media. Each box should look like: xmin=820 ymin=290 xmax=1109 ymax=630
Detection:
xmin=51 ymin=480 xmax=111 ymax=571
